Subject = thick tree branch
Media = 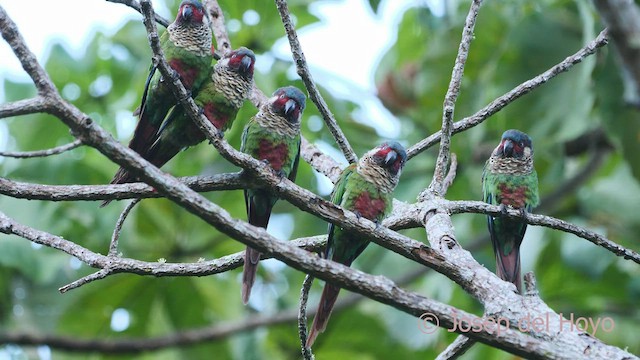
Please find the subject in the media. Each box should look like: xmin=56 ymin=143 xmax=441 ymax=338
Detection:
xmin=274 ymin=0 xmax=358 ymax=164
xmin=407 ymin=29 xmax=609 ymax=159
xmin=430 ymin=0 xmax=482 ymax=196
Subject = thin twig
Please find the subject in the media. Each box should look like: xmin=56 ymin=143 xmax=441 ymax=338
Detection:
xmin=106 ymin=0 xmax=170 ymax=27
xmin=58 ymin=269 xmax=112 ymax=293
xmin=442 ymin=153 xmax=458 ymax=196
xmin=407 ymin=29 xmax=609 ymax=159
xmin=274 ymin=0 xmax=358 ymax=164
xmin=435 ymin=335 xmax=475 ymax=360
xmin=0 ymin=139 xmax=82 ymax=158
xmin=298 ymin=274 xmax=315 ymax=360
xmin=429 ymin=0 xmax=482 ymax=196
xmin=109 ymin=198 xmax=141 ymax=256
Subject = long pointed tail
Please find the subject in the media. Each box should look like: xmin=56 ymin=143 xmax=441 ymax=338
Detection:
xmin=100 ymin=168 xmax=135 ymax=207
xmin=306 ymin=283 xmax=341 ymax=348
xmin=241 ymin=247 xmax=262 ymax=305
xmin=495 ymin=247 xmax=522 ymax=293
xmin=100 ymin=139 xmax=180 ymax=207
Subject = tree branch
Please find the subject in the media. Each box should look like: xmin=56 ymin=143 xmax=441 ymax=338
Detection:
xmin=407 ymin=29 xmax=609 ymax=159
xmin=274 ymin=0 xmax=358 ymax=164
xmin=429 ymin=0 xmax=482 ymax=196
xmin=105 ymin=0 xmax=170 ymax=27
xmin=444 ymin=200 xmax=640 ymax=264
xmin=0 ymin=173 xmax=245 ymax=202
xmin=0 ymin=139 xmax=82 ymax=158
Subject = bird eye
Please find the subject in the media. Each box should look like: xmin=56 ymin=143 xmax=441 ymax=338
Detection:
xmin=280 ymin=94 xmax=285 ymax=99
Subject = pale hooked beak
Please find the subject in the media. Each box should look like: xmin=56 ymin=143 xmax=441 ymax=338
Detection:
xmin=182 ymin=5 xmax=193 ymax=20
xmin=502 ymin=139 xmax=514 ymax=157
xmin=384 ymin=150 xmax=398 ymax=166
xmin=240 ymin=55 xmax=253 ymax=74
xmin=284 ymin=99 xmax=296 ymax=115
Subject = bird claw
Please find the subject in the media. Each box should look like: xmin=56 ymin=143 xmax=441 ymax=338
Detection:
xmin=499 ymin=204 xmax=508 ymax=216
xmin=216 ymin=129 xmax=225 ymax=138
xmin=373 ymin=218 xmax=382 ymax=230
xmin=170 ymin=68 xmax=181 ymax=80
xmin=275 ymin=169 xmax=287 ymax=179
xmin=353 ymin=211 xmax=362 ymax=221
xmin=518 ymin=207 xmax=527 ymax=220
xmin=197 ymin=106 xmax=205 ymax=116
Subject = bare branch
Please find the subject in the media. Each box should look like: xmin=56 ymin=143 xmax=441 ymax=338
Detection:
xmin=445 ymin=200 xmax=640 ymax=265
xmin=407 ymin=29 xmax=609 ymax=159
xmin=0 ymin=97 xmax=49 ymax=118
xmin=0 ymin=173 xmax=245 ymax=202
xmin=202 ymin=0 xmax=230 ymax=53
xmin=109 ymin=198 xmax=141 ymax=256
xmin=298 ymin=274 xmax=315 ymax=360
xmin=301 ymin=137 xmax=344 ymax=183
xmin=0 ymin=11 xmax=57 ymax=97
xmin=429 ymin=0 xmax=482 ymax=196
xmin=106 ymin=0 xmax=170 ymax=27
xmin=58 ymin=269 xmax=112 ymax=293
xmin=274 ymin=0 xmax=358 ymax=164
xmin=435 ymin=335 xmax=475 ymax=360
xmin=0 ymin=139 xmax=82 ymax=158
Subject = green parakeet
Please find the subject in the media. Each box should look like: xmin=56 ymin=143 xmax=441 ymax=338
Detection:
xmin=306 ymin=141 xmax=407 ymax=347
xmin=240 ymin=86 xmax=306 ymax=305
xmin=482 ymin=129 xmax=539 ymax=293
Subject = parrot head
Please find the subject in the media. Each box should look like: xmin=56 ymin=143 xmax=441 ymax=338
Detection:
xmin=176 ymin=0 xmax=207 ymax=26
xmin=223 ymin=47 xmax=256 ymax=79
xmin=493 ymin=129 xmax=533 ymax=160
xmin=270 ymin=86 xmax=306 ymax=124
xmin=371 ymin=141 xmax=407 ymax=176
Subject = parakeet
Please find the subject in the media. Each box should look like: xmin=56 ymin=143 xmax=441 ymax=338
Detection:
xmin=306 ymin=141 xmax=407 ymax=347
xmin=240 ymin=86 xmax=307 ymax=305
xmin=107 ymin=0 xmax=213 ymax=184
xmin=102 ymin=47 xmax=254 ymax=205
xmin=482 ymin=129 xmax=539 ymax=293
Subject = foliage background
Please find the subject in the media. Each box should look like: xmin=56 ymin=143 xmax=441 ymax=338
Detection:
xmin=0 ymin=0 xmax=638 ymax=359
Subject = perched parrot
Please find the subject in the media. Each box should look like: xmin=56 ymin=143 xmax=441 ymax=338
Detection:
xmin=104 ymin=1 xmax=213 ymax=187
xmin=106 ymin=47 xmax=255 ymax=188
xmin=306 ymin=141 xmax=407 ymax=347
xmin=482 ymin=129 xmax=539 ymax=293
xmin=240 ymin=86 xmax=307 ymax=305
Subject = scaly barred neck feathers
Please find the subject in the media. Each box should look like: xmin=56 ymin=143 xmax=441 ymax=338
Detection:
xmin=167 ymin=1 xmax=212 ymax=57
xmin=356 ymin=141 xmax=407 ymax=193
xmin=254 ymin=86 xmax=305 ymax=138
